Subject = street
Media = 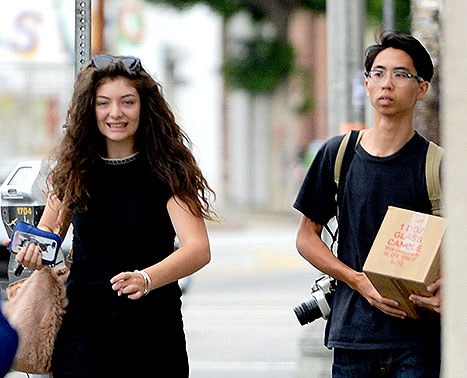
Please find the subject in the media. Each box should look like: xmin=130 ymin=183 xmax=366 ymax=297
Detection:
xmin=183 ymin=213 xmax=333 ymax=378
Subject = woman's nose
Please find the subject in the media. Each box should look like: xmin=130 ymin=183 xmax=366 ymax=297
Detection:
xmin=109 ymin=104 xmax=122 ymax=118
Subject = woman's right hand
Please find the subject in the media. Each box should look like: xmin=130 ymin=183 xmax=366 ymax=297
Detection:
xmin=15 ymin=243 xmax=44 ymax=271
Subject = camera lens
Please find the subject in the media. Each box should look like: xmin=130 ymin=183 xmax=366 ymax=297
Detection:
xmin=293 ymin=298 xmax=322 ymax=326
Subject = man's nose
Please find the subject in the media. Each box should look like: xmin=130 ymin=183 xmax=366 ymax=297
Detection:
xmin=381 ymin=72 xmax=394 ymax=87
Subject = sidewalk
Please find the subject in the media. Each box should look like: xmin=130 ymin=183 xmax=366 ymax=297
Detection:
xmin=5 ymin=372 xmax=47 ymax=378
xmin=206 ymin=207 xmax=301 ymax=232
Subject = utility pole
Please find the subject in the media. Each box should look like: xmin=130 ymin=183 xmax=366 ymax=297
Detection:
xmin=75 ymin=0 xmax=92 ymax=77
xmin=327 ymin=0 xmax=366 ymax=136
xmin=92 ymin=0 xmax=105 ymax=54
xmin=383 ymin=0 xmax=395 ymax=31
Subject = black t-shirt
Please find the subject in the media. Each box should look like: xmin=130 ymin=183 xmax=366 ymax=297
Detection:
xmin=294 ymin=131 xmax=440 ymax=349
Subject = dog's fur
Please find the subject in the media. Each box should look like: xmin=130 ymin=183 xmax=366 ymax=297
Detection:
xmin=3 ymin=265 xmax=68 ymax=374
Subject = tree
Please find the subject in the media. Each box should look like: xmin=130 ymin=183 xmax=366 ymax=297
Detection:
xmin=367 ymin=0 xmax=412 ymax=33
xmin=145 ymin=1 xmax=415 ymax=95
xmin=144 ymin=1 xmax=326 ymax=36
xmin=144 ymin=0 xmax=325 ymax=94
xmin=411 ymin=0 xmax=441 ymax=145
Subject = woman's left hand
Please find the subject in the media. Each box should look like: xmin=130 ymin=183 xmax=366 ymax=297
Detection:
xmin=110 ymin=271 xmax=147 ymax=300
xmin=409 ymin=278 xmax=441 ymax=313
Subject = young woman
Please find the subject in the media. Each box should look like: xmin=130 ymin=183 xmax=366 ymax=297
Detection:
xmin=16 ymin=54 xmax=215 ymax=377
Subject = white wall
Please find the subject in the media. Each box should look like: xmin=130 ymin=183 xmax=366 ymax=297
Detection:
xmin=440 ymin=0 xmax=467 ymax=375
xmin=0 ymin=0 xmax=223 ymax=201
xmin=106 ymin=1 xmax=223 ymax=201
xmin=0 ymin=0 xmax=75 ymax=157
xmin=0 ymin=0 xmax=73 ymax=64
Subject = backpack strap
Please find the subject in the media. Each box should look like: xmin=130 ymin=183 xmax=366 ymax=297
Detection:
xmin=324 ymin=129 xmax=365 ymax=252
xmin=334 ymin=129 xmax=365 ymax=217
xmin=426 ymin=141 xmax=444 ymax=216
xmin=334 ymin=130 xmax=365 ymax=187
xmin=334 ymin=132 xmax=352 ymax=187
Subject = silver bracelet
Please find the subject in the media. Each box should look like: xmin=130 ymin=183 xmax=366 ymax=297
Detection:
xmin=134 ymin=270 xmax=152 ymax=296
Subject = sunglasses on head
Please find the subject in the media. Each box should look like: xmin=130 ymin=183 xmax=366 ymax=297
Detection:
xmin=91 ymin=54 xmax=142 ymax=73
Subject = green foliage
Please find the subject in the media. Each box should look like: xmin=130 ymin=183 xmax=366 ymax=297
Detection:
xmin=367 ymin=0 xmax=411 ymax=33
xmin=144 ymin=0 xmax=325 ymax=19
xmin=144 ymin=0 xmax=256 ymax=19
xmin=301 ymin=0 xmax=326 ymax=13
xmin=295 ymin=96 xmax=315 ymax=115
xmin=223 ymin=35 xmax=295 ymax=94
xmin=293 ymin=68 xmax=315 ymax=115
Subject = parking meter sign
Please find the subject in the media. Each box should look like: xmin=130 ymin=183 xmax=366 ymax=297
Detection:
xmin=15 ymin=206 xmax=33 ymax=219
xmin=0 ymin=160 xmax=49 ymax=282
xmin=1 ymin=205 xmax=45 ymax=238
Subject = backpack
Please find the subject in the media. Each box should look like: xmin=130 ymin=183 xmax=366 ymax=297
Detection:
xmin=324 ymin=129 xmax=444 ymax=252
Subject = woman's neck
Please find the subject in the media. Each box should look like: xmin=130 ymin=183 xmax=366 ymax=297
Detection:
xmin=105 ymin=142 xmax=137 ymax=159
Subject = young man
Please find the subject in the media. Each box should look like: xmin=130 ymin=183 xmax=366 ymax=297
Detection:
xmin=293 ymin=32 xmax=442 ymax=377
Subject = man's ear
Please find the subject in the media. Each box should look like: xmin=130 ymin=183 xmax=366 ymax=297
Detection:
xmin=416 ymin=81 xmax=430 ymax=100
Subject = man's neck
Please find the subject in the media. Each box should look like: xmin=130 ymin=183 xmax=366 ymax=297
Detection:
xmin=360 ymin=117 xmax=415 ymax=157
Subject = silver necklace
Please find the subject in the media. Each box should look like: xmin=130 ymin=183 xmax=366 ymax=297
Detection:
xmin=100 ymin=152 xmax=139 ymax=165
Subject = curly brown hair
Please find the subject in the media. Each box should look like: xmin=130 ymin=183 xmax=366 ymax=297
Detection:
xmin=48 ymin=58 xmax=216 ymax=229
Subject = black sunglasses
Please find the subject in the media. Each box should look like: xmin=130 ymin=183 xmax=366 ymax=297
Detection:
xmin=91 ymin=54 xmax=142 ymax=73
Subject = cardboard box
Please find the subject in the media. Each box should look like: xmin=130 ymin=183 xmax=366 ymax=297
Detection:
xmin=363 ymin=206 xmax=447 ymax=319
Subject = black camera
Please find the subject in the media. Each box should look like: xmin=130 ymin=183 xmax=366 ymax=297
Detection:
xmin=294 ymin=275 xmax=336 ymax=326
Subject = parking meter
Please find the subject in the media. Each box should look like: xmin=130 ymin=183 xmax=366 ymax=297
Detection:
xmin=0 ymin=160 xmax=52 ymax=284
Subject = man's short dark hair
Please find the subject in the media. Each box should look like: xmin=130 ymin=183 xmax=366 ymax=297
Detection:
xmin=364 ymin=31 xmax=434 ymax=82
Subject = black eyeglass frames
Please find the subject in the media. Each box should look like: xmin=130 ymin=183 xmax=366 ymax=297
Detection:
xmin=91 ymin=54 xmax=142 ymax=73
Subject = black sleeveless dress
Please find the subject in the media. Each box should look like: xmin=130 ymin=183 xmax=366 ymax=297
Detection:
xmin=51 ymin=155 xmax=188 ymax=378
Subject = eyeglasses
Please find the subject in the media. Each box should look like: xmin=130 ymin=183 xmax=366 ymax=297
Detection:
xmin=364 ymin=70 xmax=424 ymax=87
xmin=91 ymin=54 xmax=141 ymax=73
